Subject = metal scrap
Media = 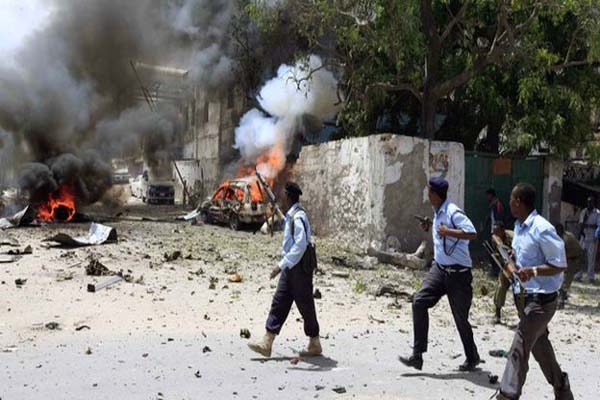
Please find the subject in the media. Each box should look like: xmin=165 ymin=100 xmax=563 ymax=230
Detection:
xmin=0 ymin=206 xmax=36 ymax=229
xmin=44 ymin=223 xmax=117 ymax=248
xmin=85 ymin=259 xmax=114 ymax=276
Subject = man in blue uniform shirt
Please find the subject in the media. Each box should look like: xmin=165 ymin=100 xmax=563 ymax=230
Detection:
xmin=248 ymin=182 xmax=321 ymax=358
xmin=400 ymin=177 xmax=480 ymax=371
xmin=495 ymin=183 xmax=573 ymax=400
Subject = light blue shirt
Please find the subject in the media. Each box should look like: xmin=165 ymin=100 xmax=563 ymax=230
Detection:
xmin=433 ymin=199 xmax=476 ymax=267
xmin=512 ymin=210 xmax=566 ymax=294
xmin=278 ymin=203 xmax=311 ymax=270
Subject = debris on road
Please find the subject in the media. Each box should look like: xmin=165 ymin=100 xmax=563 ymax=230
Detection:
xmin=85 ymin=259 xmax=114 ymax=276
xmin=374 ymin=284 xmax=413 ymax=300
xmin=314 ymin=288 xmax=322 ymax=299
xmin=45 ymin=322 xmax=60 ymax=330
xmin=75 ymin=325 xmax=91 ymax=331
xmin=0 ymin=255 xmax=18 ymax=263
xmin=489 ymin=349 xmax=509 ymax=358
xmin=44 ymin=223 xmax=117 ymax=248
xmin=202 ymin=346 xmax=212 ymax=353
xmin=0 ymin=206 xmax=36 ymax=229
xmin=87 ymin=275 xmax=123 ymax=293
xmin=0 ymin=233 xmax=19 ymax=246
xmin=367 ymin=240 xmax=429 ymax=270
xmin=240 ymin=329 xmax=251 ymax=339
xmin=15 ymin=278 xmax=27 ymax=287
xmin=332 ymin=386 xmax=347 ymax=394
xmin=6 ymin=245 xmax=33 ymax=255
xmin=164 ymin=251 xmax=182 ymax=262
xmin=331 ymin=270 xmax=350 ymax=278
xmin=56 ymin=270 xmax=75 ymax=281
xmin=228 ymin=272 xmax=243 ymax=283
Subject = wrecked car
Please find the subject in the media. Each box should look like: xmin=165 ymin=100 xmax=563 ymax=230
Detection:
xmin=131 ymin=172 xmax=175 ymax=205
xmin=200 ymin=178 xmax=267 ymax=230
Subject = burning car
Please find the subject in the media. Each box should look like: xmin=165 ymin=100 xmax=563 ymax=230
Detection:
xmin=200 ymin=177 xmax=268 ymax=230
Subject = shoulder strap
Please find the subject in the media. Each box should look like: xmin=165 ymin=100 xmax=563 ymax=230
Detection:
xmin=290 ymin=206 xmax=307 ymax=237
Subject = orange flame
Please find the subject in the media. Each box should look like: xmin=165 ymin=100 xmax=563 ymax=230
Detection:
xmin=37 ymin=183 xmax=76 ymax=222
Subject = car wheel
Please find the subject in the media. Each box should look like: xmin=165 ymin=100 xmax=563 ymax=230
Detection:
xmin=229 ymin=213 xmax=240 ymax=231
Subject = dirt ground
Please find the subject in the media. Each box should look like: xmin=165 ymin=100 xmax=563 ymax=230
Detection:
xmin=1 ymin=202 xmax=599 ymax=400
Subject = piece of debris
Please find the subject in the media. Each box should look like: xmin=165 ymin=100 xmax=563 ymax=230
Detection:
xmin=164 ymin=251 xmax=182 ymax=262
xmin=374 ymin=285 xmax=413 ymax=301
xmin=85 ymin=259 xmax=114 ymax=276
xmin=87 ymin=275 xmax=123 ymax=293
xmin=194 ymin=370 xmax=202 ymax=378
xmin=0 ymin=233 xmax=19 ymax=246
xmin=56 ymin=270 xmax=75 ymax=281
xmin=367 ymin=241 xmax=429 ymax=270
xmin=202 ymin=346 xmax=212 ymax=353
xmin=228 ymin=272 xmax=243 ymax=283
xmin=6 ymin=245 xmax=33 ymax=255
xmin=85 ymin=347 xmax=93 ymax=355
xmin=315 ymin=385 xmax=325 ymax=391
xmin=240 ymin=329 xmax=251 ymax=339
xmin=45 ymin=322 xmax=60 ymax=330
xmin=75 ymin=325 xmax=91 ymax=331
xmin=331 ymin=270 xmax=350 ymax=278
xmin=290 ymin=356 xmax=301 ymax=365
xmin=488 ymin=374 xmax=499 ymax=384
xmin=189 ymin=268 xmax=204 ymax=276
xmin=313 ymin=289 xmax=322 ymax=299
xmin=15 ymin=278 xmax=26 ymax=287
xmin=489 ymin=349 xmax=509 ymax=358
xmin=368 ymin=315 xmax=385 ymax=324
xmin=208 ymin=276 xmax=218 ymax=290
xmin=332 ymin=386 xmax=347 ymax=394
xmin=44 ymin=223 xmax=118 ymax=248
xmin=0 ymin=255 xmax=18 ymax=263
xmin=0 ymin=206 xmax=36 ymax=229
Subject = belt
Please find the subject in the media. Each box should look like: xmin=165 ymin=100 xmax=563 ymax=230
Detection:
xmin=436 ymin=263 xmax=469 ymax=273
xmin=522 ymin=292 xmax=558 ymax=304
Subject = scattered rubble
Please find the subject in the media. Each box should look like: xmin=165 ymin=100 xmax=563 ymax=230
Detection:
xmin=0 ymin=206 xmax=36 ymax=229
xmin=0 ymin=255 xmax=18 ymax=263
xmin=87 ymin=275 xmax=123 ymax=293
xmin=367 ymin=240 xmax=429 ymax=270
xmin=313 ymin=289 xmax=322 ymax=299
xmin=56 ymin=270 xmax=75 ymax=281
xmin=15 ymin=278 xmax=26 ymax=287
xmin=228 ymin=272 xmax=243 ymax=283
xmin=45 ymin=322 xmax=60 ymax=330
xmin=240 ymin=329 xmax=251 ymax=339
xmin=85 ymin=259 xmax=114 ymax=276
xmin=6 ymin=245 xmax=33 ymax=255
xmin=164 ymin=251 xmax=182 ymax=262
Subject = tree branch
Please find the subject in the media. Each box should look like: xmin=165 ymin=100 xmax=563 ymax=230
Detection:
xmin=366 ymin=82 xmax=423 ymax=102
xmin=440 ymin=1 xmax=471 ymax=43
xmin=552 ymin=60 xmax=600 ymax=72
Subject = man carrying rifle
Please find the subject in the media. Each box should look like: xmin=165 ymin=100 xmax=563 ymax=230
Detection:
xmin=248 ymin=182 xmax=321 ymax=358
xmin=489 ymin=221 xmax=514 ymax=324
xmin=399 ymin=177 xmax=480 ymax=372
xmin=495 ymin=183 xmax=573 ymax=400
xmin=554 ymin=223 xmax=585 ymax=310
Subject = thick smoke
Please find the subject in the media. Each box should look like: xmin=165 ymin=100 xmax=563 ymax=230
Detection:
xmin=234 ymin=55 xmax=340 ymax=177
xmin=0 ymin=0 xmax=235 ymax=205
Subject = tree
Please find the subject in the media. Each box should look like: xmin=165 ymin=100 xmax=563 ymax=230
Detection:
xmin=241 ymin=0 xmax=600 ymax=155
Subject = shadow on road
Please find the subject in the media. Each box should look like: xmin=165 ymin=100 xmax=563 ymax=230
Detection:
xmin=401 ymin=367 xmax=499 ymax=389
xmin=250 ymin=355 xmax=339 ymax=372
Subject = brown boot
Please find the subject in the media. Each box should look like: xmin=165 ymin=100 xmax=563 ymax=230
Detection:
xmin=247 ymin=331 xmax=275 ymax=357
xmin=299 ymin=336 xmax=322 ymax=356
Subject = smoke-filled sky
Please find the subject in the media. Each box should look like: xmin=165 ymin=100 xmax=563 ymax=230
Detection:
xmin=0 ymin=0 xmax=52 ymax=67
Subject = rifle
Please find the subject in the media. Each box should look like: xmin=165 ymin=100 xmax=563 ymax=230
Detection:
xmin=255 ymin=171 xmax=285 ymax=235
xmin=482 ymin=240 xmax=525 ymax=290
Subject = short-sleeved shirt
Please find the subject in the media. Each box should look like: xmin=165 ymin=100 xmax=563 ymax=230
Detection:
xmin=433 ymin=199 xmax=477 ymax=267
xmin=512 ymin=210 xmax=566 ymax=294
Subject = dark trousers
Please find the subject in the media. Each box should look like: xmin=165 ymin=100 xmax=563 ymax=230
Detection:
xmin=412 ymin=263 xmax=479 ymax=362
xmin=500 ymin=294 xmax=569 ymax=399
xmin=266 ymin=266 xmax=319 ymax=337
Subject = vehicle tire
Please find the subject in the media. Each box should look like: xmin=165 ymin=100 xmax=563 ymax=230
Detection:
xmin=229 ymin=213 xmax=240 ymax=231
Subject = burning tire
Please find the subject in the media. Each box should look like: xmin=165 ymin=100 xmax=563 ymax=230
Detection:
xmin=229 ymin=213 xmax=240 ymax=231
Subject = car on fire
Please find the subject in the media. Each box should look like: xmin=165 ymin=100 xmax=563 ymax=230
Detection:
xmin=200 ymin=178 xmax=268 ymax=230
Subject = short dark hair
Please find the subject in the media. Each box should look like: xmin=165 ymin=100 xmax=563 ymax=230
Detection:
xmin=485 ymin=188 xmax=496 ymax=197
xmin=512 ymin=183 xmax=536 ymax=208
xmin=286 ymin=191 xmax=300 ymax=204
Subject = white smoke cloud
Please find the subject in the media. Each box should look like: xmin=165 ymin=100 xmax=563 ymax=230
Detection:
xmin=234 ymin=55 xmax=339 ymax=177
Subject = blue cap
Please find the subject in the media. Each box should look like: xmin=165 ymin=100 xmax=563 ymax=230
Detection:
xmin=428 ymin=177 xmax=448 ymax=198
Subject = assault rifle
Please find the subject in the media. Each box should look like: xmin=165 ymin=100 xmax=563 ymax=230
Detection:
xmin=255 ymin=171 xmax=285 ymax=236
xmin=482 ymin=240 xmax=523 ymax=288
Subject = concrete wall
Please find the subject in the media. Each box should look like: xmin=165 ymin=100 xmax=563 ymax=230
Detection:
xmin=292 ymin=134 xmax=465 ymax=251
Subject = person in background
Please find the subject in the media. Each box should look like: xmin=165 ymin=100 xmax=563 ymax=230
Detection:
xmin=576 ymin=196 xmax=599 ymax=283
xmin=490 ymin=221 xmax=514 ymax=324
xmin=554 ymin=223 xmax=585 ymax=309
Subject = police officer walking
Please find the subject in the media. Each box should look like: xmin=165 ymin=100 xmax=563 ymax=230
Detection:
xmin=495 ymin=183 xmax=573 ymax=400
xmin=399 ymin=177 xmax=480 ymax=371
xmin=248 ymin=182 xmax=321 ymax=358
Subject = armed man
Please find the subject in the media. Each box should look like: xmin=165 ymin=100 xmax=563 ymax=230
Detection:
xmin=495 ymin=183 xmax=573 ymax=400
xmin=554 ymin=223 xmax=585 ymax=309
xmin=248 ymin=182 xmax=321 ymax=358
xmin=399 ymin=177 xmax=480 ymax=372
xmin=489 ymin=221 xmax=514 ymax=324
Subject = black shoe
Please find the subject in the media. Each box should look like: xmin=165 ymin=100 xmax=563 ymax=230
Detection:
xmin=399 ymin=354 xmax=423 ymax=370
xmin=458 ymin=357 xmax=481 ymax=372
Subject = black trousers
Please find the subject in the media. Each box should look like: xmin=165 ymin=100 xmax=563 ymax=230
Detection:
xmin=412 ymin=263 xmax=479 ymax=362
xmin=265 ymin=266 xmax=319 ymax=337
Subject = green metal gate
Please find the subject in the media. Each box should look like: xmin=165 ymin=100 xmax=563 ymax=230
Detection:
xmin=464 ymin=152 xmax=544 ymax=258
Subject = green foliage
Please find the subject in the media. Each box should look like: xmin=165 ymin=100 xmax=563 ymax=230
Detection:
xmin=233 ymin=0 xmax=600 ymax=155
